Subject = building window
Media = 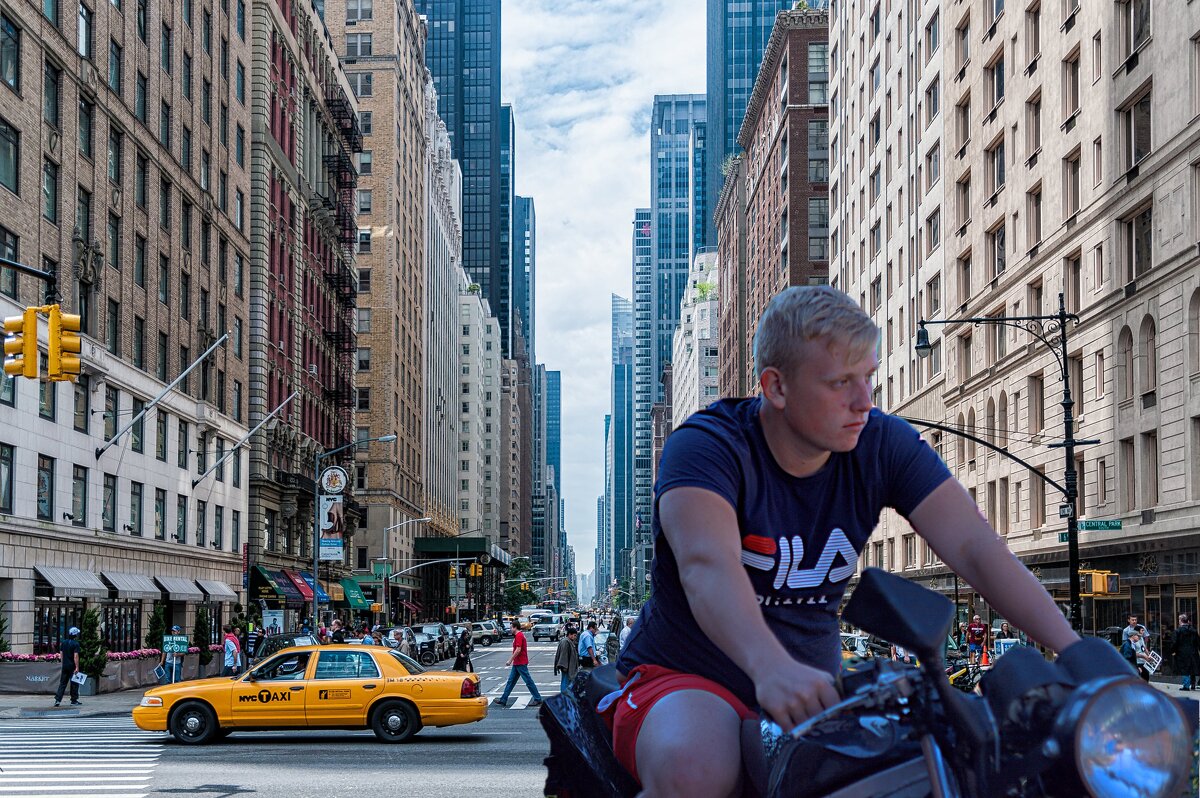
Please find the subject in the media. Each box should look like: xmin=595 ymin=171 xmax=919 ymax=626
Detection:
xmin=0 ymin=443 xmax=12 ymax=513
xmin=346 ymin=33 xmax=372 ymax=57
xmin=356 ymin=388 xmax=370 ymax=412
xmin=154 ymin=488 xmax=166 ymax=539
xmin=358 ymin=348 xmax=371 ymax=371
xmin=132 ymin=315 xmax=144 ymax=368
xmin=176 ymin=495 xmax=187 ymax=543
xmin=100 ymin=472 xmax=116 ymax=530
xmin=42 ymin=160 xmax=58 ymax=223
xmin=988 ymin=221 xmax=1006 ymax=277
xmin=160 ymin=23 xmax=172 ymax=72
xmin=177 ymin=420 xmax=188 ymax=468
xmin=808 ymin=42 xmax=828 ymax=103
xmin=156 ymin=411 xmax=167 ymax=461
xmin=357 ymin=308 xmax=371 ymax=333
xmin=1122 ymin=204 xmax=1153 ymax=280
xmin=77 ymin=4 xmax=93 ymax=59
xmin=1121 ymin=437 xmax=1137 ymax=512
xmin=1120 ymin=0 xmax=1151 ymax=59
xmin=358 ymin=190 xmax=372 ymax=214
xmin=986 ymin=53 xmax=1004 ymax=107
xmin=106 ymin=298 xmax=120 ymax=354
xmin=235 ymin=61 xmax=245 ymax=103
xmin=36 ymin=454 xmax=54 ymax=520
xmin=985 ymin=136 xmax=1005 ymax=195
xmin=131 ymin=397 xmax=145 ymax=453
xmin=0 ymin=118 xmax=17 ymax=195
xmin=70 ymin=465 xmax=87 ymax=526
xmin=1 ymin=14 xmax=19 ymax=93
xmin=196 ymin=500 xmax=206 ymax=546
xmin=1026 ymin=186 xmax=1042 ymax=247
xmin=1063 ymin=149 xmax=1081 ymax=217
xmin=103 ymin=386 xmax=118 ymax=440
xmin=1063 ymin=48 xmax=1080 ymax=119
xmin=1122 ymin=90 xmax=1152 ymax=171
xmin=925 ymin=207 xmax=941 ymax=255
xmin=130 ymin=481 xmax=143 ymax=536
xmin=1026 ymin=93 xmax=1042 ymax=154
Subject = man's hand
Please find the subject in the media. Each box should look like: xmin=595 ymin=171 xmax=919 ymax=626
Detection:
xmin=752 ymin=656 xmax=840 ymax=732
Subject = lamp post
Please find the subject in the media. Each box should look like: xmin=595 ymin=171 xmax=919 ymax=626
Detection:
xmin=915 ymin=293 xmax=1098 ymax=633
xmin=444 ymin=527 xmax=485 ymax=623
xmin=312 ymin=434 xmax=397 ymax=624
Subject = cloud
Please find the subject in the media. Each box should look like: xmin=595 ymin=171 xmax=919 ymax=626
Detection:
xmin=502 ymin=0 xmax=704 ymax=581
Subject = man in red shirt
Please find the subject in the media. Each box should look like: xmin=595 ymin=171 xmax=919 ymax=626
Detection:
xmin=966 ymin=614 xmax=989 ymax=663
xmin=494 ymin=623 xmax=544 ymax=707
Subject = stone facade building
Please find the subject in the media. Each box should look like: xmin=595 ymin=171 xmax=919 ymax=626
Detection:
xmin=672 ymin=252 xmax=720 ymax=429
xmin=831 ymin=0 xmax=1200 ymax=633
xmin=245 ymin=0 xmax=364 ymax=628
xmin=0 ymin=0 xmax=251 ymax=651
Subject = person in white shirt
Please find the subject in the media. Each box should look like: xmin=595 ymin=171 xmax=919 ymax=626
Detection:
xmin=619 ymin=617 xmax=635 ymax=651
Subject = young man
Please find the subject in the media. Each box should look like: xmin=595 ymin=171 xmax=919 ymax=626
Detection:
xmin=221 ymin=625 xmax=242 ymax=676
xmin=619 ymin=617 xmax=635 ymax=651
xmin=495 ymin=619 xmax=543 ymax=707
xmin=578 ymin=621 xmax=599 ymax=669
xmin=53 ymin=626 xmax=82 ymax=707
xmin=614 ymin=286 xmax=1080 ymax=798
xmin=159 ymin=625 xmax=185 ymax=684
xmin=1122 ymin=614 xmax=1147 ymax=645
xmin=555 ymin=627 xmax=581 ymax=694
xmin=966 ymin=615 xmax=989 ymax=664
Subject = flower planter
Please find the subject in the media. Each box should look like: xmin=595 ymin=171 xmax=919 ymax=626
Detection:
xmin=0 ymin=661 xmax=61 ymax=694
xmin=2 ymin=646 xmax=225 ymax=694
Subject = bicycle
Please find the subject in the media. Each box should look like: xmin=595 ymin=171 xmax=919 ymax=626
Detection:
xmin=946 ymin=657 xmax=984 ymax=693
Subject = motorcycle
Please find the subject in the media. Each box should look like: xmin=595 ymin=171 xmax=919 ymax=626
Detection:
xmin=539 ymin=568 xmax=1199 ymax=797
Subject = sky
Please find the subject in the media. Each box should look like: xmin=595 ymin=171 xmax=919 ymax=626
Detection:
xmin=501 ymin=1 xmax=705 ymax=580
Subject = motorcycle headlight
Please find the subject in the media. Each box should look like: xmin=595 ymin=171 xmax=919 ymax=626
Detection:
xmin=1057 ymin=677 xmax=1192 ymax=798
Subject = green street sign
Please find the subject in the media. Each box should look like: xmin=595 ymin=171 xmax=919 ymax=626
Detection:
xmin=1058 ymin=532 xmax=1069 ymax=543
xmin=1078 ymin=519 xmax=1122 ymax=531
xmin=162 ymin=635 xmax=189 ymax=654
xmin=371 ymin=561 xmax=392 ymax=577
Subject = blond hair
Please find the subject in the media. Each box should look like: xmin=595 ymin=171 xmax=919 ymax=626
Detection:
xmin=753 ymin=286 xmax=878 ymax=379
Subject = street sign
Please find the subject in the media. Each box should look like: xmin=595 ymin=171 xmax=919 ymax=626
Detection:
xmin=1058 ymin=532 xmax=1069 ymax=543
xmin=1058 ymin=504 xmax=1072 ymax=518
xmin=161 ymin=635 xmax=189 ymax=654
xmin=1078 ymin=519 xmax=1122 ymax=531
xmin=371 ymin=561 xmax=392 ymax=578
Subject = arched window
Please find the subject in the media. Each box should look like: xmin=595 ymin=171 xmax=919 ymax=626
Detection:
xmin=986 ymin=398 xmax=997 ymax=445
xmin=956 ymin=412 xmax=966 ymax=467
xmin=1189 ymin=289 xmax=1200 ymax=375
xmin=966 ymin=408 xmax=977 ymax=463
xmin=998 ymin=391 xmax=1009 ymax=447
xmin=1118 ymin=326 xmax=1134 ymax=401
xmin=1139 ymin=315 xmax=1157 ymax=394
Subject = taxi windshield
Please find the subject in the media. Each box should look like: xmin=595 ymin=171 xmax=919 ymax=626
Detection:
xmin=387 ymin=649 xmax=426 ymax=675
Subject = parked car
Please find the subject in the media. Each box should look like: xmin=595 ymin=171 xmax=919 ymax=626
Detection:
xmin=471 ymin=621 xmax=501 ymax=646
xmin=134 ymin=644 xmax=486 ymax=744
xmin=410 ymin=630 xmax=440 ymax=666
xmin=419 ymin=623 xmax=452 ymax=660
xmin=251 ymin=633 xmax=322 ymax=664
xmin=593 ymin=631 xmax=617 ymax=665
xmin=531 ymin=614 xmax=567 ymax=642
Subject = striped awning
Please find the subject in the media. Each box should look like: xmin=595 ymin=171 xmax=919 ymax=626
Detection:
xmin=35 ymin=566 xmax=109 ymax=599
xmin=196 ymin=579 xmax=239 ymax=600
xmin=100 ymin=571 xmax=162 ymax=600
xmin=154 ymin=576 xmax=204 ymax=602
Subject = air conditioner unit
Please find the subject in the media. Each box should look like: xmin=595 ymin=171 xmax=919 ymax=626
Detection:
xmin=308 ymin=364 xmax=318 ymax=376
xmin=277 ymin=340 xmax=285 ymax=350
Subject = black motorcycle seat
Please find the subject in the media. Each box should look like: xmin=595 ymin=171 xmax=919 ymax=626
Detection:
xmin=582 ymin=664 xmax=623 ymax=715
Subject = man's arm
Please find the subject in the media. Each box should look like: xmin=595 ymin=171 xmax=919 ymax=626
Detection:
xmin=660 ymin=487 xmax=839 ymax=729
xmin=908 ymin=479 xmax=1079 ymax=654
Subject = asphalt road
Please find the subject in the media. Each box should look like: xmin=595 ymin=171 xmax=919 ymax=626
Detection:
xmin=149 ymin=640 xmax=558 ymax=798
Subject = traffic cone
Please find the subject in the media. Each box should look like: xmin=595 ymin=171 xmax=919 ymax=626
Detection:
xmin=980 ymin=646 xmax=991 ymax=667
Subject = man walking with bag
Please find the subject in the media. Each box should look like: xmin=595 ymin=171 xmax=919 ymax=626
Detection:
xmin=221 ymin=625 xmax=242 ymax=676
xmin=53 ymin=627 xmax=82 ymax=707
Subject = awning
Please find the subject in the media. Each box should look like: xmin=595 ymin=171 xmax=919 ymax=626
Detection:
xmin=100 ymin=571 xmax=162 ymax=600
xmin=196 ymin=579 xmax=239 ymax=601
xmin=251 ymin=566 xmax=286 ymax=606
xmin=280 ymin=570 xmax=313 ymax=601
xmin=273 ymin=571 xmax=304 ymax=607
xmin=154 ymin=576 xmax=205 ymax=602
xmin=35 ymin=566 xmax=109 ymax=599
xmin=339 ymin=578 xmax=371 ymax=610
xmin=320 ymin=579 xmax=345 ymax=602
xmin=300 ymin=572 xmax=330 ymax=603
xmin=400 ymin=600 xmax=419 ymax=614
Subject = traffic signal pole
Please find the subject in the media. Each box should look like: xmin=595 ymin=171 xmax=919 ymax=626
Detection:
xmin=0 ymin=256 xmax=59 ymax=304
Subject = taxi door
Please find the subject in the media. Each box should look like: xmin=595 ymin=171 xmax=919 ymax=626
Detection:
xmin=305 ymin=649 xmax=385 ymax=726
xmin=229 ymin=651 xmax=313 ymax=727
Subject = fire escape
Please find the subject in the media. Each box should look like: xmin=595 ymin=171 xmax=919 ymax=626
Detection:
xmin=321 ymin=85 xmax=364 ymax=442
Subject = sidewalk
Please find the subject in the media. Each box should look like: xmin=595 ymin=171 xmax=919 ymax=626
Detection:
xmin=0 ymin=686 xmax=148 ymax=719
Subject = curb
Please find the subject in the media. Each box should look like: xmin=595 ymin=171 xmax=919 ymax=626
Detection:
xmin=6 ymin=709 xmax=131 ymax=720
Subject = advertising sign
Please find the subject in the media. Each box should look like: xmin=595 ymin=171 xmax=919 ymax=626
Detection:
xmin=162 ymin=635 xmax=189 ymax=654
xmin=318 ymin=494 xmax=345 ymax=561
xmin=242 ymin=543 xmax=249 ymax=589
xmin=262 ymin=610 xmax=284 ymax=637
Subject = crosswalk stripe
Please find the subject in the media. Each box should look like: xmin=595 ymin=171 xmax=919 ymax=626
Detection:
xmin=0 ymin=716 xmax=161 ymax=797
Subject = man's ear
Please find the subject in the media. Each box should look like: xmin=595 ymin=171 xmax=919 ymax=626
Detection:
xmin=760 ymin=366 xmax=786 ymax=408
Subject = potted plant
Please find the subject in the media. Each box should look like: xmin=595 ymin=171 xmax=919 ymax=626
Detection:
xmin=0 ymin=601 xmax=9 ymax=653
xmin=77 ymin=607 xmax=109 ymax=695
xmin=145 ymin=601 xmax=166 ymax=650
xmin=194 ymin=607 xmax=214 ymax=676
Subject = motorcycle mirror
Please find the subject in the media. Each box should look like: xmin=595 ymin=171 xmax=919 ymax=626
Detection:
xmin=844 ymin=568 xmax=954 ymax=665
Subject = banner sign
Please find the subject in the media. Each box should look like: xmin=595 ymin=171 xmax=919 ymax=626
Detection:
xmin=162 ymin=635 xmax=189 ymax=654
xmin=318 ymin=494 xmax=344 ymax=562
xmin=242 ymin=543 xmax=249 ymax=589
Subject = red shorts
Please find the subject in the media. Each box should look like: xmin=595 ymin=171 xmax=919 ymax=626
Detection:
xmin=601 ymin=664 xmax=756 ymax=785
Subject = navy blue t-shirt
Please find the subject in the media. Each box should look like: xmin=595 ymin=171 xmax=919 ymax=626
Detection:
xmin=60 ymin=638 xmax=80 ymax=672
xmin=617 ymin=398 xmax=952 ymax=709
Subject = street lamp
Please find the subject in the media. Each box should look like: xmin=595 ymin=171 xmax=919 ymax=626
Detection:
xmin=914 ymin=293 xmax=1098 ymax=633
xmin=312 ymin=434 xmax=397 ymax=623
xmin=375 ymin=516 xmax=430 ymax=623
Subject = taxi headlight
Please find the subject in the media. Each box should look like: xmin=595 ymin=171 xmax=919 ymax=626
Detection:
xmin=1059 ymin=678 xmax=1191 ymax=798
xmin=139 ymin=696 xmax=163 ymax=708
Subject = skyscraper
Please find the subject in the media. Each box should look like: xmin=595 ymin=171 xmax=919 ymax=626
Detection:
xmin=498 ymin=104 xmax=517 ymax=357
xmin=546 ymin=371 xmax=562 ymax=497
xmin=514 ymin=196 xmax=537 ymax=361
xmin=632 ymin=97 xmax=707 ymax=575
xmin=610 ymin=292 xmax=636 ymax=584
xmin=705 ymin=0 xmax=794 ymax=245
xmin=415 ymin=0 xmax=507 ymax=350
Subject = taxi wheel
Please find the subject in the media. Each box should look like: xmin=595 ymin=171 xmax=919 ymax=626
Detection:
xmin=169 ymin=702 xmax=219 ymax=745
xmin=371 ymin=700 xmax=420 ymax=743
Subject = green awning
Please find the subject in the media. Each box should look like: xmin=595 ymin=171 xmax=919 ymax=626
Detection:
xmin=340 ymin=578 xmax=371 ymax=610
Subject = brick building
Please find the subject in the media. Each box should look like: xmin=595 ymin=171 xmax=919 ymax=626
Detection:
xmin=0 ymin=0 xmax=250 ymax=651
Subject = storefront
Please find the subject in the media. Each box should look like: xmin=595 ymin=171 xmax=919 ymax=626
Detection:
xmin=31 ymin=566 xmax=108 ymax=655
xmin=339 ymin=578 xmax=371 ymax=622
xmin=248 ymin=566 xmax=307 ymax=632
xmin=99 ymin=571 xmax=160 ymax=652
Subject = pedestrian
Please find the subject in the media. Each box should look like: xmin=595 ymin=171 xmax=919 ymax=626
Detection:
xmin=53 ymin=626 xmax=82 ymax=707
xmin=453 ymin=625 xmax=474 ymax=672
xmin=1171 ymin=614 xmax=1200 ymax=691
xmin=331 ymin=619 xmax=346 ymax=644
xmin=246 ymin=625 xmax=261 ymax=661
xmin=555 ymin=627 xmax=580 ymax=694
xmin=494 ymin=619 xmax=543 ymax=707
xmin=891 ymin=643 xmax=912 ymax=664
xmin=1122 ymin=614 xmax=1148 ymax=645
xmin=158 ymin=625 xmax=184 ymax=684
xmin=994 ymin=622 xmax=1017 ymax=640
xmin=578 ymin=621 xmax=599 ymax=669
xmin=1121 ymin=631 xmax=1152 ymax=681
xmin=221 ymin=625 xmax=242 ymax=676
xmin=966 ymin=615 xmax=988 ymax=664
xmin=619 ymin=617 xmax=635 ymax=651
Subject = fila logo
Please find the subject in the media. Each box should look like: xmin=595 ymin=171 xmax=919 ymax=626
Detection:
xmin=740 ymin=529 xmax=859 ymax=590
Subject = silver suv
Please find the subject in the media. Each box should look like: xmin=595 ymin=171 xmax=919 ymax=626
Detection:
xmin=531 ymin=614 xmax=567 ymax=642
xmin=471 ymin=621 xmax=501 ymax=646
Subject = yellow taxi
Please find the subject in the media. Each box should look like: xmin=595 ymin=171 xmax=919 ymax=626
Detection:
xmin=133 ymin=644 xmax=486 ymax=744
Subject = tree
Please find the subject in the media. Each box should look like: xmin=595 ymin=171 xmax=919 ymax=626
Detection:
xmin=145 ymin=601 xmax=166 ymax=650
xmin=194 ymin=607 xmax=213 ymax=667
xmin=0 ymin=601 xmax=9 ymax=652
xmin=501 ymin=559 xmax=541 ymax=613
xmin=78 ymin=607 xmax=109 ymax=683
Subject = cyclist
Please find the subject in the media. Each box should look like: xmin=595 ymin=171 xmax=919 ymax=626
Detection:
xmin=613 ymin=286 xmax=1080 ymax=798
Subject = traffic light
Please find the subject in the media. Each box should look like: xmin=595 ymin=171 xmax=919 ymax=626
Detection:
xmin=1080 ymin=570 xmax=1120 ymax=596
xmin=449 ymin=566 xmax=457 ymax=578
xmin=3 ymin=307 xmax=38 ymax=379
xmin=48 ymin=305 xmax=81 ymax=382
xmin=520 ymin=582 xmax=530 ymax=591
xmin=469 ymin=563 xmax=483 ymax=577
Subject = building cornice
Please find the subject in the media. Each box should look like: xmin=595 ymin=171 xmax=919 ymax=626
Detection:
xmin=737 ymin=9 xmax=829 ymax=152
